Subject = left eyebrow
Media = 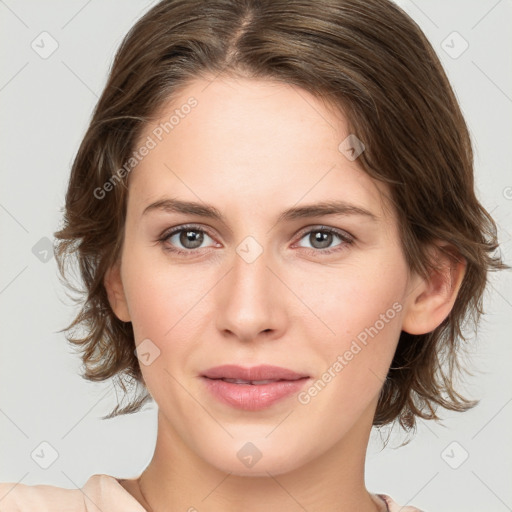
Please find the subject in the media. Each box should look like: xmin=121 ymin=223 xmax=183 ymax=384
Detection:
xmin=141 ymin=198 xmax=378 ymax=223
xmin=276 ymin=200 xmax=378 ymax=223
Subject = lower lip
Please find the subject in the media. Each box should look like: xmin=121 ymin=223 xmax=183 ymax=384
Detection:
xmin=202 ymin=377 xmax=310 ymax=411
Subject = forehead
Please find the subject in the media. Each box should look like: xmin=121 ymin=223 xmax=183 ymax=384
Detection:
xmin=128 ymin=76 xmax=393 ymax=225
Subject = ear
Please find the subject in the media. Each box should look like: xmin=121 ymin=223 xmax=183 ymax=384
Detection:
xmin=104 ymin=261 xmax=131 ymax=322
xmin=402 ymin=242 xmax=466 ymax=335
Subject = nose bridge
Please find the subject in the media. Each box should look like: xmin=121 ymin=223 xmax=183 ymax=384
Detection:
xmin=216 ymin=236 xmax=282 ymax=339
xmin=233 ymin=238 xmax=270 ymax=296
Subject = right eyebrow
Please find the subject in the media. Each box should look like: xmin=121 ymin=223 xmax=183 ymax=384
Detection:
xmin=142 ymin=198 xmax=225 ymax=221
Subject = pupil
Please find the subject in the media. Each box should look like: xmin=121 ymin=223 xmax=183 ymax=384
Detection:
xmin=181 ymin=230 xmax=203 ymax=249
xmin=313 ymin=231 xmax=331 ymax=249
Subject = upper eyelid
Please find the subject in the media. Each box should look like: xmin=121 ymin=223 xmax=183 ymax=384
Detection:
xmin=295 ymin=224 xmax=353 ymax=240
xmin=164 ymin=224 xmax=216 ymax=240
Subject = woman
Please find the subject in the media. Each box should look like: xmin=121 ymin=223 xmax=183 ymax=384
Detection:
xmin=0 ymin=0 xmax=506 ymax=510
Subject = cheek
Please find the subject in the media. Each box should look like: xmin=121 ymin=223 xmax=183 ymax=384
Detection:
xmin=121 ymin=242 xmax=206 ymax=336
xmin=310 ymin=260 xmax=406 ymax=344
xmin=121 ymin=247 xmax=223 ymax=389
xmin=301 ymin=256 xmax=406 ymax=393
xmin=122 ymin=259 xmax=205 ymax=399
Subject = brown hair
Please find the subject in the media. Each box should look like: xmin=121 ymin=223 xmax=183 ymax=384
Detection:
xmin=54 ymin=0 xmax=507 ymax=431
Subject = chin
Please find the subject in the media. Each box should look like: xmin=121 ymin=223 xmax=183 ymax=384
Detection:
xmin=200 ymin=435 xmax=315 ymax=478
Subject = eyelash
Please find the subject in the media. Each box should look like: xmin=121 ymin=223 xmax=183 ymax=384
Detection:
xmin=157 ymin=224 xmax=355 ymax=257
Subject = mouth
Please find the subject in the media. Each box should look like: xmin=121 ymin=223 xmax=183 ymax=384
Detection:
xmin=201 ymin=364 xmax=309 ymax=382
xmin=201 ymin=365 xmax=310 ymax=411
xmin=211 ymin=377 xmax=305 ymax=385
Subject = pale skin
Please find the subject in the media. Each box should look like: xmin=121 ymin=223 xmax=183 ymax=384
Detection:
xmin=104 ymin=76 xmax=466 ymax=512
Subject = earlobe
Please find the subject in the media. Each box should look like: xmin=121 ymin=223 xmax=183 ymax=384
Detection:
xmin=402 ymin=244 xmax=466 ymax=335
xmin=104 ymin=261 xmax=131 ymax=322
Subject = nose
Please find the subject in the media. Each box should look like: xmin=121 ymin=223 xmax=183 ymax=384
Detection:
xmin=215 ymin=243 xmax=287 ymax=343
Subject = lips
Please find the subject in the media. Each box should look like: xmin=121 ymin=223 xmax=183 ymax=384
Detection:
xmin=201 ymin=365 xmax=310 ymax=410
xmin=201 ymin=364 xmax=309 ymax=382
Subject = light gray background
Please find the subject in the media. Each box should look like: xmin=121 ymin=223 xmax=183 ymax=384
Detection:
xmin=0 ymin=1 xmax=511 ymax=511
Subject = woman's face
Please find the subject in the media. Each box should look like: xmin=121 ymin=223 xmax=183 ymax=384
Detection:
xmin=109 ymin=76 xmax=420 ymax=476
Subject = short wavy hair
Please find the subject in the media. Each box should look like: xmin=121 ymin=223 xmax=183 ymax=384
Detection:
xmin=54 ymin=0 xmax=507 ymax=431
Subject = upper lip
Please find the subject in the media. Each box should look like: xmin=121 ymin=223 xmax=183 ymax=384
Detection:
xmin=202 ymin=364 xmax=309 ymax=381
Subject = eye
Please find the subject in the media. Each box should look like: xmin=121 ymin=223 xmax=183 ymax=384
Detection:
xmin=294 ymin=226 xmax=354 ymax=255
xmin=158 ymin=224 xmax=217 ymax=255
xmin=157 ymin=224 xmax=354 ymax=257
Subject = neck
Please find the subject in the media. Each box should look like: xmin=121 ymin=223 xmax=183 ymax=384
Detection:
xmin=136 ymin=403 xmax=383 ymax=512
